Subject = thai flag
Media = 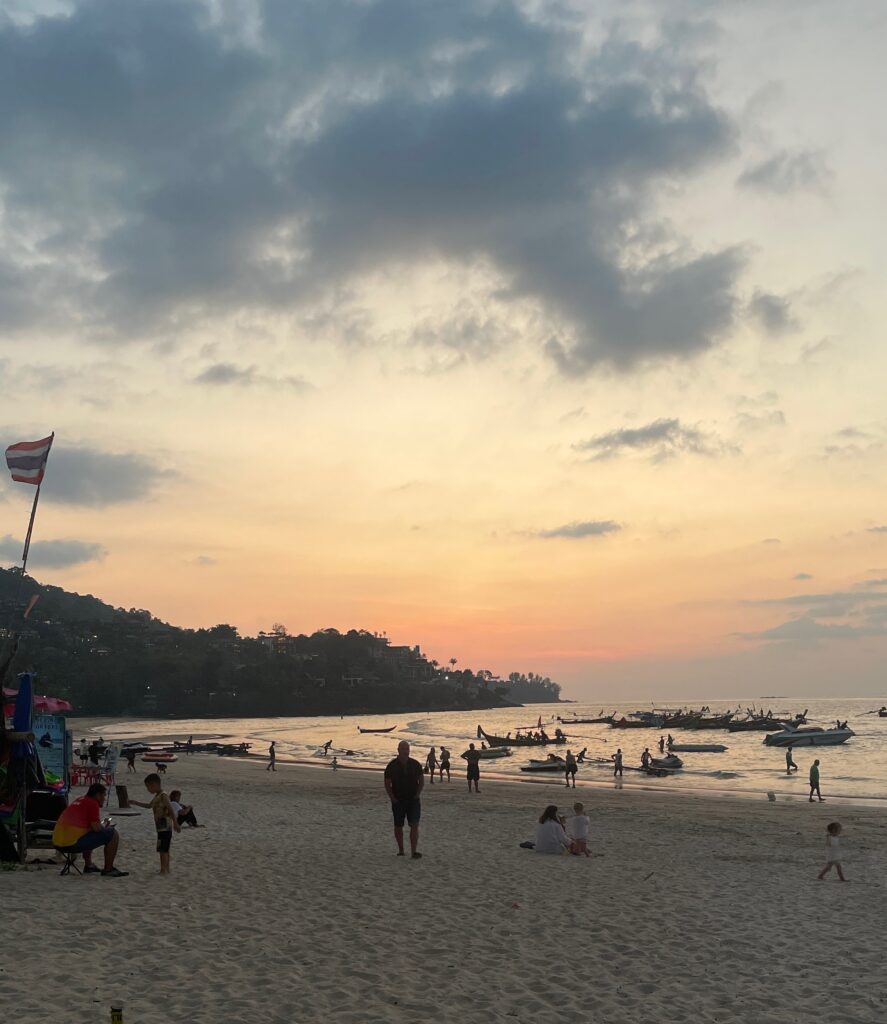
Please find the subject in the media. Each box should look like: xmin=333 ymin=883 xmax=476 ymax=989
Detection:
xmin=5 ymin=434 xmax=54 ymax=485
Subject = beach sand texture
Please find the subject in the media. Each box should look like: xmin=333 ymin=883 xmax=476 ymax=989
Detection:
xmin=2 ymin=756 xmax=886 ymax=1024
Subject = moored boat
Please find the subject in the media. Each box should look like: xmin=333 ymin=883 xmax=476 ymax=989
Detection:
xmin=476 ymin=747 xmax=512 ymax=759
xmin=358 ymin=725 xmax=397 ymax=733
xmin=609 ymin=717 xmax=652 ymax=729
xmin=476 ymin=725 xmax=567 ymax=747
xmin=727 ymin=717 xmax=786 ymax=733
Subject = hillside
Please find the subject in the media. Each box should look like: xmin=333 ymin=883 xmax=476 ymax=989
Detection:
xmin=0 ymin=569 xmax=562 ymax=717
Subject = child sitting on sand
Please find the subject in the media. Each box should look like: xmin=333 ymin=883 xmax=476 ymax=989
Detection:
xmin=566 ymin=802 xmax=591 ymax=857
xmin=817 ymin=822 xmax=846 ymax=882
xmin=130 ymin=772 xmax=181 ymax=874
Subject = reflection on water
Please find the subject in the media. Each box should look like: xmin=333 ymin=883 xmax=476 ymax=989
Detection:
xmin=80 ymin=697 xmax=887 ymax=802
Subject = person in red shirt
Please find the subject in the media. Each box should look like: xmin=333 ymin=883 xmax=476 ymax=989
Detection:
xmin=52 ymin=783 xmax=127 ymax=876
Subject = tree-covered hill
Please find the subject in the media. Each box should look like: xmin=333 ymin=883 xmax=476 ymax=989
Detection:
xmin=0 ymin=569 xmax=562 ymax=716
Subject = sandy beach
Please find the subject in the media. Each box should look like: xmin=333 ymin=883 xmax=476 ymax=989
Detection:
xmin=2 ymin=754 xmax=886 ymax=1024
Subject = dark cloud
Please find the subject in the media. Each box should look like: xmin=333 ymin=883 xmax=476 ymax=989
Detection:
xmin=574 ymin=418 xmax=735 ymax=463
xmin=0 ymin=0 xmax=745 ymax=373
xmin=867 ymin=526 xmax=887 ymax=534
xmin=40 ymin=445 xmax=168 ymax=506
xmin=793 ymin=572 xmax=813 ymax=580
xmin=748 ymin=290 xmax=797 ymax=335
xmin=0 ymin=534 xmax=105 ymax=568
xmin=736 ymin=148 xmax=832 ymax=195
xmin=535 ymin=520 xmax=621 ymax=540
xmin=193 ymin=362 xmax=311 ymax=391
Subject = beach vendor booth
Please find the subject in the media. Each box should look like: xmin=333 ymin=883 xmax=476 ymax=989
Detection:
xmin=1 ymin=669 xmax=73 ymax=863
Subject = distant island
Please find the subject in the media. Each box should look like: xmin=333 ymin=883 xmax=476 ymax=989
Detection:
xmin=0 ymin=568 xmax=563 ymax=717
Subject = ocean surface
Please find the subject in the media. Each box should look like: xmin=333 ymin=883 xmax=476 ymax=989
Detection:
xmin=79 ymin=697 xmax=887 ymax=805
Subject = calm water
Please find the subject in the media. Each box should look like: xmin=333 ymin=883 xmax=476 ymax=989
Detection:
xmin=80 ymin=697 xmax=887 ymax=804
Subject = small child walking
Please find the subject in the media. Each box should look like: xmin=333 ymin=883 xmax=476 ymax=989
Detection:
xmin=331 ymin=756 xmax=338 ymax=771
xmin=817 ymin=822 xmax=846 ymax=882
xmin=567 ymin=801 xmax=591 ymax=857
xmin=131 ymin=772 xmax=181 ymax=874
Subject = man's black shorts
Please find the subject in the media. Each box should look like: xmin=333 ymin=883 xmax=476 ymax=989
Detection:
xmin=467 ymin=765 xmax=480 ymax=781
xmin=156 ymin=829 xmax=173 ymax=853
xmin=391 ymin=798 xmax=421 ymax=827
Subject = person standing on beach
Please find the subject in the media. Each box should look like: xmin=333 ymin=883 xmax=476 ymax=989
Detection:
xmin=323 ymin=740 xmax=332 ymax=757
xmin=613 ymin=748 xmax=623 ymax=777
xmin=658 ymin=736 xmax=665 ymax=753
xmin=267 ymin=741 xmax=277 ymax=772
xmin=439 ymin=746 xmax=451 ymax=782
xmin=129 ymin=773 xmax=181 ymax=874
xmin=809 ymin=759 xmax=823 ymax=802
xmin=462 ymin=743 xmax=482 ymax=793
xmin=817 ymin=822 xmax=846 ymax=881
xmin=785 ymin=745 xmax=799 ymax=774
xmin=425 ymin=746 xmax=437 ymax=784
xmin=564 ymin=749 xmax=577 ymax=788
xmin=641 ymin=747 xmax=652 ymax=769
xmin=384 ymin=740 xmax=424 ymax=859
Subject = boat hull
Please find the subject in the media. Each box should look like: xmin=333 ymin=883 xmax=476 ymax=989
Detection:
xmin=763 ymin=730 xmax=854 ymax=747
xmin=667 ymin=744 xmax=727 ymax=753
xmin=477 ymin=725 xmax=566 ymax=747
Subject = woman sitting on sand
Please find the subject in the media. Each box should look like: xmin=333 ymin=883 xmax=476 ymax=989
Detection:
xmin=535 ymin=805 xmax=571 ymax=855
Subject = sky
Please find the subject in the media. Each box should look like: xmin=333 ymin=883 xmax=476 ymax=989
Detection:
xmin=2 ymin=0 xmax=887 ymax=700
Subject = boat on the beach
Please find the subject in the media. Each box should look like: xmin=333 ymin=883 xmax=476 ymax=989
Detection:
xmin=476 ymin=725 xmax=567 ymax=747
xmin=666 ymin=743 xmax=727 ymax=753
xmin=763 ymin=725 xmax=854 ymax=747
xmin=357 ymin=725 xmax=397 ymax=734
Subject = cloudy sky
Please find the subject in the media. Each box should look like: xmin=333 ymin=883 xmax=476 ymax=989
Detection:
xmin=2 ymin=0 xmax=886 ymax=699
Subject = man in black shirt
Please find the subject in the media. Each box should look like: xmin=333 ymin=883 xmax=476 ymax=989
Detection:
xmin=384 ymin=740 xmax=424 ymax=859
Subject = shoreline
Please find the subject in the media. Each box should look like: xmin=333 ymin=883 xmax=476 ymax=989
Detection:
xmin=78 ymin=716 xmax=887 ymax=810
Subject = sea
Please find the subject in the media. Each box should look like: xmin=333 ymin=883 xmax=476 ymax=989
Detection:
xmin=76 ymin=697 xmax=887 ymax=806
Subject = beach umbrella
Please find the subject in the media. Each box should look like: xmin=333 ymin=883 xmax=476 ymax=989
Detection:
xmin=3 ymin=687 xmax=72 ymax=719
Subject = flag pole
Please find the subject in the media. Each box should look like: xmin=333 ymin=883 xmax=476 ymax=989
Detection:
xmin=19 ymin=431 xmax=53 ymax=577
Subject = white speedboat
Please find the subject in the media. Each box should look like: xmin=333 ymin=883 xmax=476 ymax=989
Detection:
xmin=476 ymin=747 xmax=512 ymax=759
xmin=667 ymin=743 xmax=727 ymax=753
xmin=763 ymin=725 xmax=854 ymax=747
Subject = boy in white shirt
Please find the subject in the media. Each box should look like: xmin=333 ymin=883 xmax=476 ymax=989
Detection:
xmin=566 ymin=801 xmax=591 ymax=857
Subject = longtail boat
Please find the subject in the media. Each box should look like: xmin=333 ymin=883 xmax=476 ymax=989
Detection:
xmin=476 ymin=725 xmax=567 ymax=747
xmin=609 ymin=717 xmax=652 ymax=729
xmin=357 ymin=725 xmax=397 ymax=734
